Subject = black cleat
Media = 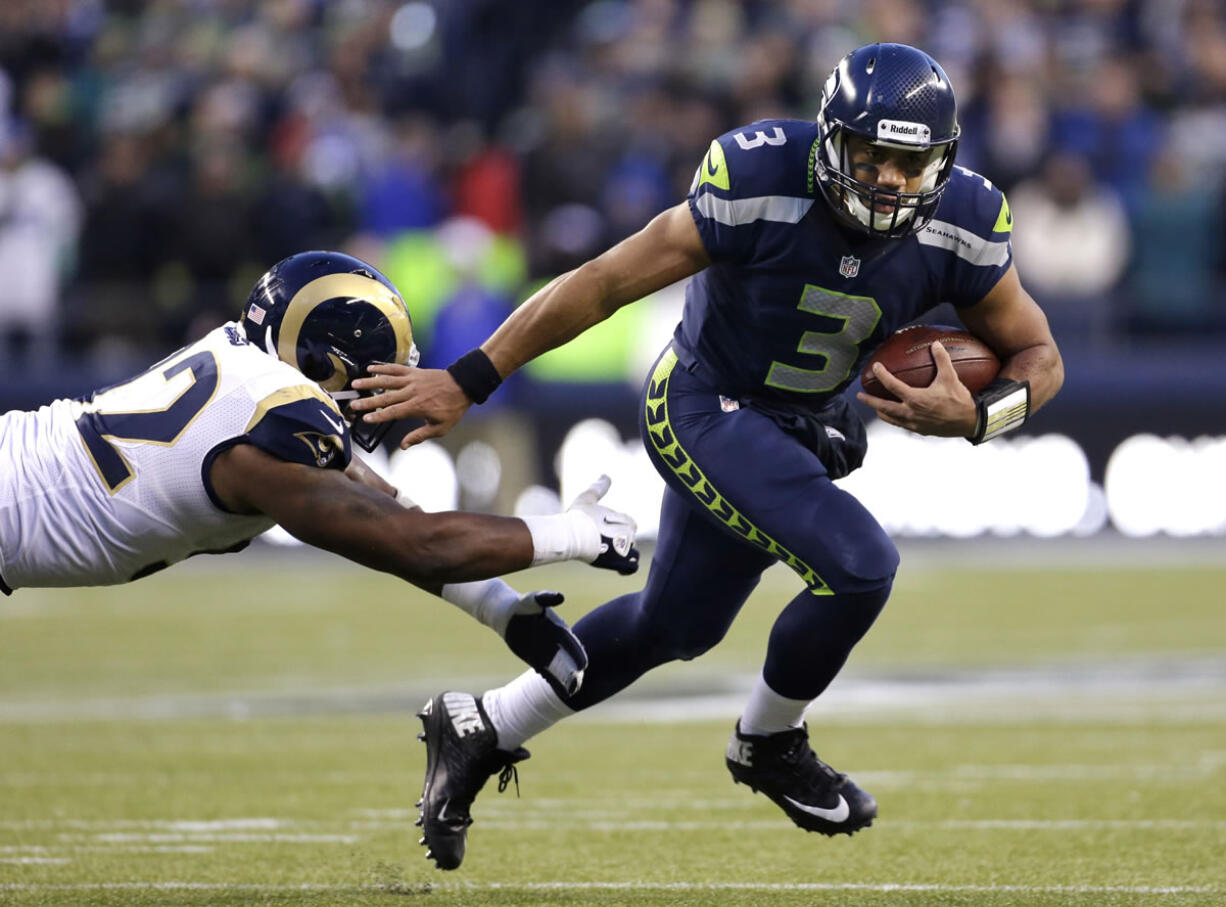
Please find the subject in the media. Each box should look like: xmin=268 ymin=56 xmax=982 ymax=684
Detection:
xmin=725 ymin=721 xmax=877 ymax=836
xmin=416 ymin=692 xmax=529 ymax=870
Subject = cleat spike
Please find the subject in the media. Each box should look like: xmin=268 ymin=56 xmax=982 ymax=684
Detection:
xmin=414 ymin=816 xmax=423 ymax=826
xmin=418 ymin=836 xmax=426 ymax=845
xmin=417 ymin=733 xmax=426 ymax=741
xmin=415 ymin=799 xmax=422 ymax=808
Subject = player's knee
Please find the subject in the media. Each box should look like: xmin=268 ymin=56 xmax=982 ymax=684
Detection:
xmin=643 ymin=617 xmax=728 ymax=663
xmin=832 ymin=525 xmax=899 ymax=592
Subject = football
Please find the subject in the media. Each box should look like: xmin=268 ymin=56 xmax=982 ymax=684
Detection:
xmin=860 ymin=325 xmax=999 ymax=401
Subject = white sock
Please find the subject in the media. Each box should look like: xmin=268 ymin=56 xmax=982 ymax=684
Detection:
xmin=738 ymin=673 xmax=810 ymax=736
xmin=482 ymin=669 xmax=575 ymax=750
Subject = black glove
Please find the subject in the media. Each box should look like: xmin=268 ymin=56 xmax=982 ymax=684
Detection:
xmin=502 ymin=591 xmax=589 ymax=698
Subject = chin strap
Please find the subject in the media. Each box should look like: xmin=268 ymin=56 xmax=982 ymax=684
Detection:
xmin=968 ymin=378 xmax=1030 ymax=445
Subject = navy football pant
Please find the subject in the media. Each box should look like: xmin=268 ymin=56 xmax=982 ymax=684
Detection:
xmin=566 ymin=347 xmax=899 ymax=710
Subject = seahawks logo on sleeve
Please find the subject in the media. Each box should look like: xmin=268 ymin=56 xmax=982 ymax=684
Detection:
xmin=918 ymin=165 xmax=1015 ymax=307
xmin=244 ymin=384 xmax=352 ymax=470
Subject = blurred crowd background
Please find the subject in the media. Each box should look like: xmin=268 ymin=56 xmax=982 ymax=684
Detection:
xmin=1 ymin=0 xmax=1224 ymax=519
xmin=4 ymin=0 xmax=1226 ymax=363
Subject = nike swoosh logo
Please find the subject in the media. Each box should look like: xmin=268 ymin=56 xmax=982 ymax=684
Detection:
xmin=436 ymin=800 xmax=450 ymax=823
xmin=706 ymin=156 xmax=719 ymax=176
xmin=321 ymin=411 xmax=346 ymax=436
xmin=783 ymin=794 xmax=849 ymax=822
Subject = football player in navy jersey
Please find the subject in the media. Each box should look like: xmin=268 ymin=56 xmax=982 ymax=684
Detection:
xmin=0 ymin=250 xmax=642 ymax=700
xmin=352 ymin=43 xmax=1063 ymax=870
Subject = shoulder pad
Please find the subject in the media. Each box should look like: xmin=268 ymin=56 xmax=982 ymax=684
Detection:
xmin=940 ymin=166 xmax=1013 ymax=241
xmin=915 ymin=166 xmax=1013 ymax=273
xmin=244 ymin=384 xmax=351 ymax=470
xmin=691 ymin=119 xmax=819 ymax=203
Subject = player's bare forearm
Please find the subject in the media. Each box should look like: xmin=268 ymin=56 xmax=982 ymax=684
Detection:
xmin=285 ymin=487 xmax=534 ymax=585
xmin=996 ymin=340 xmax=1063 ymax=412
xmin=483 ymin=203 xmax=710 ymax=376
xmin=212 ymin=445 xmax=535 ymax=586
xmin=322 ymin=497 xmax=534 ymax=586
xmin=960 ymin=263 xmax=1064 ymax=411
xmin=348 ymin=204 xmax=708 ymax=447
xmin=345 ymin=454 xmax=398 ymax=497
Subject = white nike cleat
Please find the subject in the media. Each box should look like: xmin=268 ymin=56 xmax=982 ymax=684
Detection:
xmin=725 ymin=721 xmax=876 ymax=836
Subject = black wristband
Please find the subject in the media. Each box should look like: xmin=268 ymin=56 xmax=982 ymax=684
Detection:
xmin=446 ymin=348 xmax=503 ymax=404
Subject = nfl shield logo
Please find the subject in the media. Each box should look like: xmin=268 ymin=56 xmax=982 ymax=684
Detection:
xmin=839 ymin=255 xmax=860 ymax=278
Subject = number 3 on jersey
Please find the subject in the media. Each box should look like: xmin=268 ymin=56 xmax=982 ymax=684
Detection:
xmin=76 ymin=351 xmax=220 ymax=493
xmin=765 ymin=285 xmax=881 ymax=394
xmin=733 ymin=126 xmax=787 ymax=150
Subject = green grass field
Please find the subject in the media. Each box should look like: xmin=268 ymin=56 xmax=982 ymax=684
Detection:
xmin=2 ymin=546 xmax=1225 ymax=906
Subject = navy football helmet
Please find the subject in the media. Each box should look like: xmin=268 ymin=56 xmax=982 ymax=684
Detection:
xmin=241 ymin=251 xmax=420 ymax=452
xmin=815 ymin=43 xmax=960 ymax=238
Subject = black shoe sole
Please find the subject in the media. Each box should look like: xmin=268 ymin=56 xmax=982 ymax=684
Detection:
xmin=416 ymin=698 xmax=466 ymax=871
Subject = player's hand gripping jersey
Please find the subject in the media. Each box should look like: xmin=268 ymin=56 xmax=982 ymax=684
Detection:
xmin=0 ymin=324 xmax=351 ymax=589
xmin=676 ymin=118 xmax=1014 ymax=407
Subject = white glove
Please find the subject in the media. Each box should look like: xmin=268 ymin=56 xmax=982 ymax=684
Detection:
xmin=521 ymin=475 xmax=640 ymax=575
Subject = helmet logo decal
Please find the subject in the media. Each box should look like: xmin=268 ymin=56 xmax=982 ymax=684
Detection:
xmin=277 ymin=272 xmax=415 ymax=378
xmin=877 ymin=119 xmax=932 ymax=145
xmin=320 ymin=352 xmax=349 ymax=392
xmin=247 ymin=304 xmax=266 ymax=325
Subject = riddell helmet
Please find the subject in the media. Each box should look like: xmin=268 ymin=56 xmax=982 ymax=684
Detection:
xmin=815 ymin=43 xmax=960 ymax=238
xmin=241 ymin=251 xmax=419 ymax=452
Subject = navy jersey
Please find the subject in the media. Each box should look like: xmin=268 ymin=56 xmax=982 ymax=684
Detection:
xmin=676 ymin=118 xmax=1013 ymax=406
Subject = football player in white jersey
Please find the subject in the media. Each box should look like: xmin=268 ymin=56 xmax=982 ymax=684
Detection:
xmin=0 ymin=250 xmax=641 ymax=698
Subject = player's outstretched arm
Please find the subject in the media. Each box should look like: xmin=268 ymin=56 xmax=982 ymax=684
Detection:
xmin=210 ymin=445 xmax=639 ymax=584
xmin=211 ymin=447 xmax=637 ymax=694
xmin=349 ymin=203 xmax=710 ymax=448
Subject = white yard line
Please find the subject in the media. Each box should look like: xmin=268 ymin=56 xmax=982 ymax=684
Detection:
xmin=5 ymin=816 xmax=1224 ymax=835
xmin=464 ymin=818 xmax=1226 ymax=832
xmin=67 ymin=833 xmax=356 ymax=844
xmin=0 ymin=881 xmax=1219 ymax=894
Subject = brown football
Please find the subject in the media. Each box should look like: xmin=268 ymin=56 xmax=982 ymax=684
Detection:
xmin=860 ymin=325 xmax=1000 ymax=402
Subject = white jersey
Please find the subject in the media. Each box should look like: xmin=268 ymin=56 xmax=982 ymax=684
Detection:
xmin=0 ymin=323 xmax=351 ymax=591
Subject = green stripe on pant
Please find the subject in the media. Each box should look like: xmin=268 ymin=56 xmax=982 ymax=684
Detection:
xmin=644 ymin=347 xmax=831 ymax=595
